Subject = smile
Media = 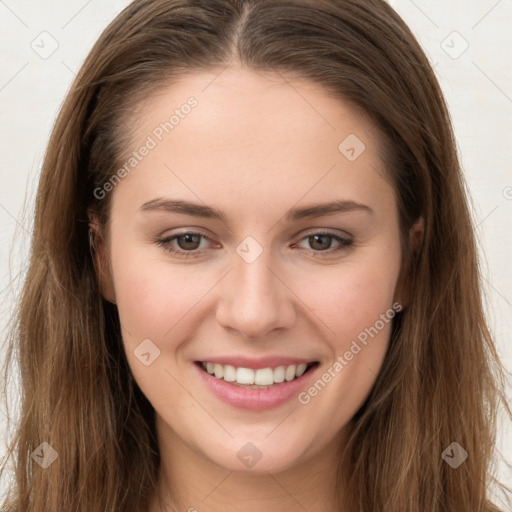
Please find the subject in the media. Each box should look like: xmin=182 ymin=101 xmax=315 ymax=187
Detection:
xmin=199 ymin=361 xmax=317 ymax=388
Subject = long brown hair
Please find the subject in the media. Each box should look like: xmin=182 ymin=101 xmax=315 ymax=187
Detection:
xmin=1 ymin=0 xmax=510 ymax=510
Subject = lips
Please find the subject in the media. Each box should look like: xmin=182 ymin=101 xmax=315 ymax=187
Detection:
xmin=194 ymin=360 xmax=320 ymax=410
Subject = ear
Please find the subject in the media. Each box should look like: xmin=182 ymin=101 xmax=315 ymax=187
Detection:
xmin=393 ymin=217 xmax=424 ymax=309
xmin=87 ymin=209 xmax=116 ymax=304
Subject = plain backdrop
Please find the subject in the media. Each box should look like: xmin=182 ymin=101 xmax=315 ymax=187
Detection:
xmin=0 ymin=0 xmax=510 ymax=506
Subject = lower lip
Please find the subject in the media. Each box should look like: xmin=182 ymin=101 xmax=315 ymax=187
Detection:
xmin=194 ymin=362 xmax=319 ymax=410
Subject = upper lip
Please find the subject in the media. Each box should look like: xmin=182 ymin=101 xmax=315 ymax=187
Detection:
xmin=196 ymin=356 xmax=318 ymax=370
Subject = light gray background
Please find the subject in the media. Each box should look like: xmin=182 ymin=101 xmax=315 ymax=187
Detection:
xmin=0 ymin=0 xmax=510 ymax=505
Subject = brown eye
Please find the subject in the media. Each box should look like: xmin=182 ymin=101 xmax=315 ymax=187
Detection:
xmin=156 ymin=231 xmax=211 ymax=257
xmin=307 ymin=234 xmax=333 ymax=251
xmin=294 ymin=231 xmax=353 ymax=257
xmin=175 ymin=233 xmax=202 ymax=251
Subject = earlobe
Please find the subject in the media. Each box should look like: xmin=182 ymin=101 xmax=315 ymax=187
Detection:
xmin=393 ymin=217 xmax=425 ymax=309
xmin=87 ymin=210 xmax=117 ymax=304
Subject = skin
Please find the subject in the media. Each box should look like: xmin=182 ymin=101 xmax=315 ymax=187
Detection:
xmin=92 ymin=65 xmax=423 ymax=512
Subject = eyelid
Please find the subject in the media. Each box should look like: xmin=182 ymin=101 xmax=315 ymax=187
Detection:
xmin=155 ymin=229 xmax=214 ymax=247
xmin=295 ymin=227 xmax=353 ymax=241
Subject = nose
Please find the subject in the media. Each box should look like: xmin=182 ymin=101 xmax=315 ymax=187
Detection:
xmin=215 ymin=248 xmax=296 ymax=339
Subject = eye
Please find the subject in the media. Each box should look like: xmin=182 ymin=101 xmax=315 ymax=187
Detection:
xmin=156 ymin=232 xmax=213 ymax=257
xmin=293 ymin=230 xmax=353 ymax=256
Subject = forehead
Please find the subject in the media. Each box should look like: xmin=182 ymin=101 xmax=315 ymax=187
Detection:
xmin=132 ymin=66 xmax=381 ymax=154
xmin=112 ymin=66 xmax=395 ymax=219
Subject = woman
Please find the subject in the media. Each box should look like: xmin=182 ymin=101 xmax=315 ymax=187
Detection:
xmin=1 ymin=0 xmax=510 ymax=510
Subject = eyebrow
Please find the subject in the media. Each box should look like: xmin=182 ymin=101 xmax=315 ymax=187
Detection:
xmin=139 ymin=197 xmax=374 ymax=222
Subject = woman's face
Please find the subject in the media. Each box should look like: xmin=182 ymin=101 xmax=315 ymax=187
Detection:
xmin=99 ymin=66 xmax=406 ymax=474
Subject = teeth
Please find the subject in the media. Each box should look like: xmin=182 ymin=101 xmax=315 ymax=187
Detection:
xmin=255 ymin=368 xmax=274 ymax=386
xmin=274 ymin=366 xmax=285 ymax=383
xmin=285 ymin=365 xmax=296 ymax=382
xmin=236 ymin=367 xmax=255 ymax=385
xmin=214 ymin=363 xmax=224 ymax=379
xmin=223 ymin=365 xmax=236 ymax=382
xmin=201 ymin=361 xmax=312 ymax=386
xmin=296 ymin=363 xmax=307 ymax=377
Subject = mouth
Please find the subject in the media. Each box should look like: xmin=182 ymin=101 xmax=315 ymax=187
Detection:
xmin=194 ymin=360 xmax=320 ymax=390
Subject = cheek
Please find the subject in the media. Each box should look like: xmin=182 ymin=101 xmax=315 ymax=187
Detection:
xmin=110 ymin=253 xmax=207 ymax=407
xmin=294 ymin=268 xmax=397 ymax=429
xmin=113 ymin=257 xmax=204 ymax=348
xmin=295 ymin=256 xmax=400 ymax=342
xmin=290 ymin=254 xmax=400 ymax=412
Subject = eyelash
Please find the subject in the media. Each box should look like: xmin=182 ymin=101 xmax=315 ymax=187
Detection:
xmin=155 ymin=230 xmax=353 ymax=258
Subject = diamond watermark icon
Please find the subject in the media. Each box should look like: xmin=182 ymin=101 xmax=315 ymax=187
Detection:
xmin=237 ymin=442 xmax=263 ymax=469
xmin=442 ymin=442 xmax=468 ymax=469
xmin=236 ymin=236 xmax=263 ymax=264
xmin=441 ymin=31 xmax=469 ymax=59
xmin=134 ymin=338 xmax=161 ymax=366
xmin=338 ymin=134 xmax=366 ymax=161
xmin=31 ymin=442 xmax=58 ymax=469
xmin=31 ymin=31 xmax=59 ymax=60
